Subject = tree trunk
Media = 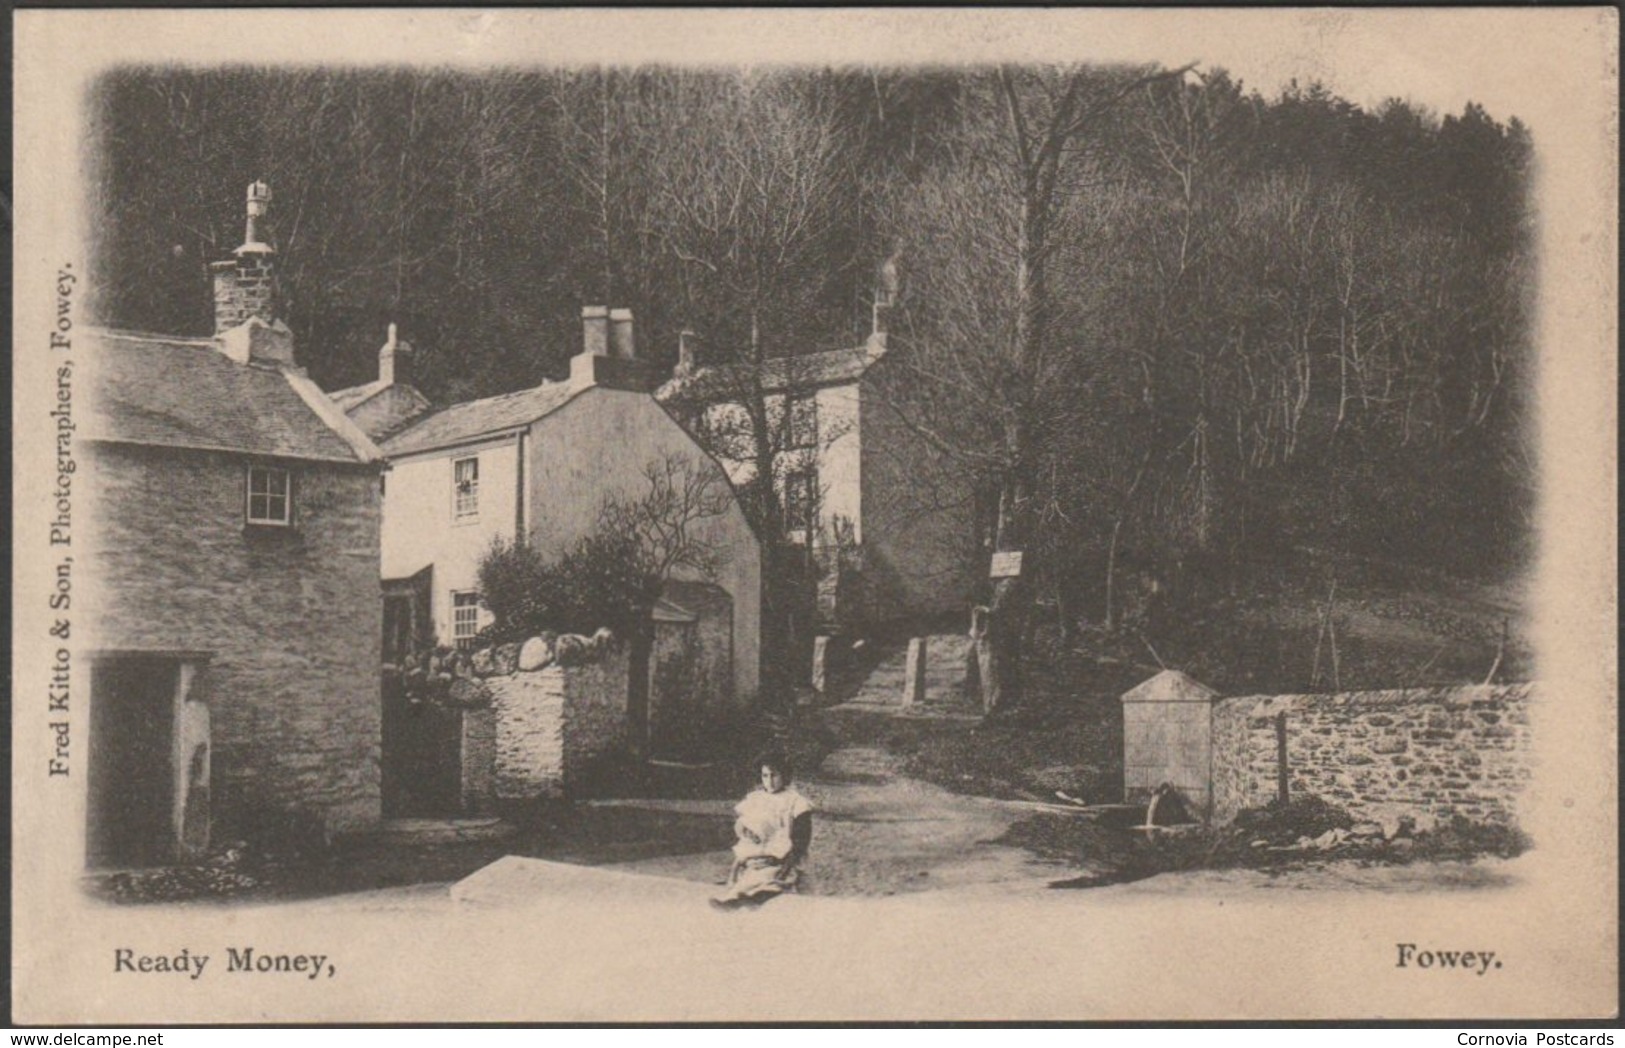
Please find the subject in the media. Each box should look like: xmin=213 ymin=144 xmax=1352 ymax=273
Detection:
xmin=982 ymin=477 xmax=1030 ymax=712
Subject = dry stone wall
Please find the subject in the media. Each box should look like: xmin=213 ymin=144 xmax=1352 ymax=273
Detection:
xmin=1209 ymin=684 xmax=1534 ymax=827
xmin=487 ymin=670 xmax=566 ymax=798
xmin=423 ymin=629 xmax=628 ymax=804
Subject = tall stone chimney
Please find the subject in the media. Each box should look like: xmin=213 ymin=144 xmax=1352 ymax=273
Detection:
xmin=378 ymin=322 xmax=414 ymax=387
xmin=213 ymin=181 xmax=278 ymax=334
xmin=211 ymin=181 xmax=295 ymax=366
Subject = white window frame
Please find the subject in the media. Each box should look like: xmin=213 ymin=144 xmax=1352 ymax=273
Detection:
xmin=452 ymin=591 xmax=482 ymax=651
xmin=245 ymin=465 xmax=292 ymax=526
xmin=452 ymin=455 xmax=480 ymax=522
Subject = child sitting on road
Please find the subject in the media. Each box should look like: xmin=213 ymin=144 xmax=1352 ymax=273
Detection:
xmin=711 ymin=750 xmax=813 ymax=909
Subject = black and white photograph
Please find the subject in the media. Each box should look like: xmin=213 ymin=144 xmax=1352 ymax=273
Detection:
xmin=10 ymin=8 xmax=1617 ymax=1024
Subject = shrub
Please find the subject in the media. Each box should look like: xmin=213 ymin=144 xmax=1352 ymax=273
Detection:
xmin=476 ymin=531 xmax=654 ymax=645
xmin=476 ymin=454 xmax=728 ymax=644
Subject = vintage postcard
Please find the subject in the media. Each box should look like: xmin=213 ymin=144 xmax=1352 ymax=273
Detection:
xmin=11 ymin=8 xmax=1618 ymax=1024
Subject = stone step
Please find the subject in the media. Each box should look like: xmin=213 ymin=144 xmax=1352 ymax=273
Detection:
xmin=840 ymin=633 xmax=987 ymax=710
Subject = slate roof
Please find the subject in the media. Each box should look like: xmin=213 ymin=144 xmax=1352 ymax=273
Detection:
xmin=381 ymin=382 xmax=582 ymax=457
xmin=86 ymin=330 xmax=379 ymax=464
xmin=328 ymin=379 xmax=388 ymax=411
xmin=655 ymin=338 xmax=887 ymax=405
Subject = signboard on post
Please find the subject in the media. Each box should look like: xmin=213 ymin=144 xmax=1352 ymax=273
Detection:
xmin=989 ymin=551 xmax=1023 ymax=578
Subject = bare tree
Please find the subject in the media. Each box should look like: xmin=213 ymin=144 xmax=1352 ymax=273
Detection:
xmin=879 ymin=64 xmax=1188 ymax=710
xmin=640 ymin=71 xmax=868 ymax=694
xmin=597 ymin=452 xmax=733 ymax=586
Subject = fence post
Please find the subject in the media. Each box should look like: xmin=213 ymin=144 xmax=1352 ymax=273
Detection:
xmin=1275 ymin=711 xmax=1290 ymax=805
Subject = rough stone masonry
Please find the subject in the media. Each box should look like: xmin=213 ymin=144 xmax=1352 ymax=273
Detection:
xmin=1209 ymin=683 xmax=1534 ymax=827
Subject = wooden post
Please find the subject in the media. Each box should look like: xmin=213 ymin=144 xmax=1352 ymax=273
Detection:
xmin=1275 ymin=711 xmax=1290 ymax=806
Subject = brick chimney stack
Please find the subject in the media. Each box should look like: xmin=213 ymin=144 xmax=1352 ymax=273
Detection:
xmin=213 ymin=181 xmax=279 ymax=335
xmin=211 ymin=181 xmax=295 ymax=366
xmin=379 ymin=322 xmax=414 ymax=387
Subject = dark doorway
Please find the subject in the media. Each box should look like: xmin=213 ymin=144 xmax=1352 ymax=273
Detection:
xmin=381 ymin=674 xmax=463 ymax=817
xmin=383 ymin=595 xmax=416 ymax=665
xmin=648 ymin=581 xmax=735 ymax=761
xmin=382 ymin=565 xmax=433 ymax=665
xmin=88 ymin=657 xmax=178 ymax=867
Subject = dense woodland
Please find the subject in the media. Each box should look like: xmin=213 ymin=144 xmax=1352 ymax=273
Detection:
xmin=90 ymin=66 xmax=1534 ymax=698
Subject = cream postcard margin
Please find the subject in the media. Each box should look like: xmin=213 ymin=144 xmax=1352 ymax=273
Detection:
xmin=12 ymin=8 xmax=1618 ymax=1023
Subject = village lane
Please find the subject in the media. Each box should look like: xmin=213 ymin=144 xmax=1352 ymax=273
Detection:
xmin=594 ymin=742 xmax=1083 ymax=897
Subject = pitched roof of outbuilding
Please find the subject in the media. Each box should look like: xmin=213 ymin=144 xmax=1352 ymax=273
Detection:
xmin=86 ymin=330 xmax=381 ymax=465
xmin=655 ymin=338 xmax=887 ymax=405
xmin=380 ymin=381 xmax=583 ymax=457
xmin=328 ymin=379 xmax=388 ymax=411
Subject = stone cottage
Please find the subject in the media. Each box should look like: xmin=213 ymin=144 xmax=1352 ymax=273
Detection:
xmin=656 ymin=301 xmax=977 ymax=630
xmin=83 ymin=182 xmax=386 ymax=867
xmin=341 ymin=307 xmax=762 ymax=796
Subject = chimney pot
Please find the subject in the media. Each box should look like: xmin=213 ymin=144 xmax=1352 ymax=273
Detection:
xmin=609 ymin=308 xmax=635 ymax=359
xmin=582 ymin=305 xmax=610 ymax=357
xmin=214 ymin=181 xmax=279 ymax=337
xmin=243 ymin=180 xmax=273 ymax=248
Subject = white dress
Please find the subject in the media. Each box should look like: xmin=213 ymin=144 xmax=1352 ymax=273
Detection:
xmin=715 ymin=786 xmax=813 ymax=902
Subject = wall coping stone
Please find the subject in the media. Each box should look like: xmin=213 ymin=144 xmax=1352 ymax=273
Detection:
xmin=479 ymin=628 xmax=620 ymax=679
xmin=1223 ymin=682 xmax=1536 ymax=719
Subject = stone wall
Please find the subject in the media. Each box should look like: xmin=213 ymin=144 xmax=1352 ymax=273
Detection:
xmin=487 ymin=671 xmax=565 ymax=799
xmin=1209 ymin=684 xmax=1535 ymax=827
xmin=460 ymin=634 xmax=629 ymax=802
xmin=87 ymin=443 xmax=384 ymax=837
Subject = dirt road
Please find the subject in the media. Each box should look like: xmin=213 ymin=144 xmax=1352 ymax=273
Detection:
xmin=599 ymin=743 xmax=1080 ymax=896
